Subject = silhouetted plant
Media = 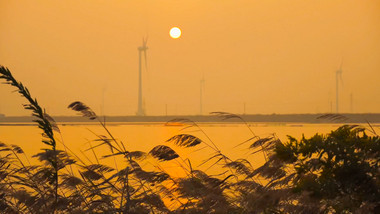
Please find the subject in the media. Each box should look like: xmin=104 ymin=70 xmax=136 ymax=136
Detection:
xmin=1 ymin=65 xmax=379 ymax=214
xmin=272 ymin=125 xmax=380 ymax=213
xmin=0 ymin=65 xmax=60 ymax=213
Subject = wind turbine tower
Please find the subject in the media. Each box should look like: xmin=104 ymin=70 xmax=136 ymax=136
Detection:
xmin=350 ymin=93 xmax=353 ymax=113
xmin=136 ymin=38 xmax=148 ymax=116
xmin=200 ymin=76 xmax=205 ymax=115
xmin=335 ymin=62 xmax=343 ymax=113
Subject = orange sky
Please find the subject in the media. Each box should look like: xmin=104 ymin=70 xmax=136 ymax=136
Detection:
xmin=1 ymin=0 xmax=379 ymax=116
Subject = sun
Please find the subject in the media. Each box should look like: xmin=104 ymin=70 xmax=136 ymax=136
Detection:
xmin=169 ymin=27 xmax=181 ymax=39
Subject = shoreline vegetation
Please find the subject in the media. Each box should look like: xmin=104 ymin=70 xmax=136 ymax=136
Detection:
xmin=0 ymin=65 xmax=379 ymax=213
xmin=1 ymin=113 xmax=380 ymax=124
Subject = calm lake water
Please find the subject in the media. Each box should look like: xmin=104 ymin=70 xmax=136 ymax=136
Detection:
xmin=1 ymin=122 xmax=378 ymax=176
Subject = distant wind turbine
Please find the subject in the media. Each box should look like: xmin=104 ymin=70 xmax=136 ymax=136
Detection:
xmin=335 ymin=60 xmax=343 ymax=113
xmin=136 ymin=37 xmax=148 ymax=116
xmin=200 ymin=75 xmax=205 ymax=115
xmin=350 ymin=92 xmax=353 ymax=113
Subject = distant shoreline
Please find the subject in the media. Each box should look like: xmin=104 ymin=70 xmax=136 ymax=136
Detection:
xmin=1 ymin=113 xmax=380 ymax=124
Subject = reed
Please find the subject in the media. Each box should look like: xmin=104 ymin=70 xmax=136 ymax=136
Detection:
xmin=0 ymin=65 xmax=379 ymax=213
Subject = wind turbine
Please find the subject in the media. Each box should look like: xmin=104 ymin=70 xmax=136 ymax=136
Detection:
xmin=136 ymin=37 xmax=148 ymax=116
xmin=350 ymin=92 xmax=353 ymax=113
xmin=200 ymin=75 xmax=205 ymax=115
xmin=335 ymin=61 xmax=343 ymax=113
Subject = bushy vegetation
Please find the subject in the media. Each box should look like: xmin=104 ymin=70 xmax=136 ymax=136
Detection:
xmin=0 ymin=65 xmax=379 ymax=213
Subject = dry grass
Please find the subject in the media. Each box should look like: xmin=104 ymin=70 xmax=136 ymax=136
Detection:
xmin=1 ymin=65 xmax=379 ymax=213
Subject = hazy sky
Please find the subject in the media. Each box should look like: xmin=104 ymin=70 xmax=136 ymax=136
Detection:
xmin=1 ymin=0 xmax=379 ymax=116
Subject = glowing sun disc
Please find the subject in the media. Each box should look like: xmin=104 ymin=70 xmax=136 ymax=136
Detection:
xmin=169 ymin=27 xmax=181 ymax=39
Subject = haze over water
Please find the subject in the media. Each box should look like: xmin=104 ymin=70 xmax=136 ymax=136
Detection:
xmin=1 ymin=1 xmax=379 ymax=117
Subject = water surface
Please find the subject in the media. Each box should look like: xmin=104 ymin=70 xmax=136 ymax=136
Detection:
xmin=1 ymin=122 xmax=377 ymax=176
